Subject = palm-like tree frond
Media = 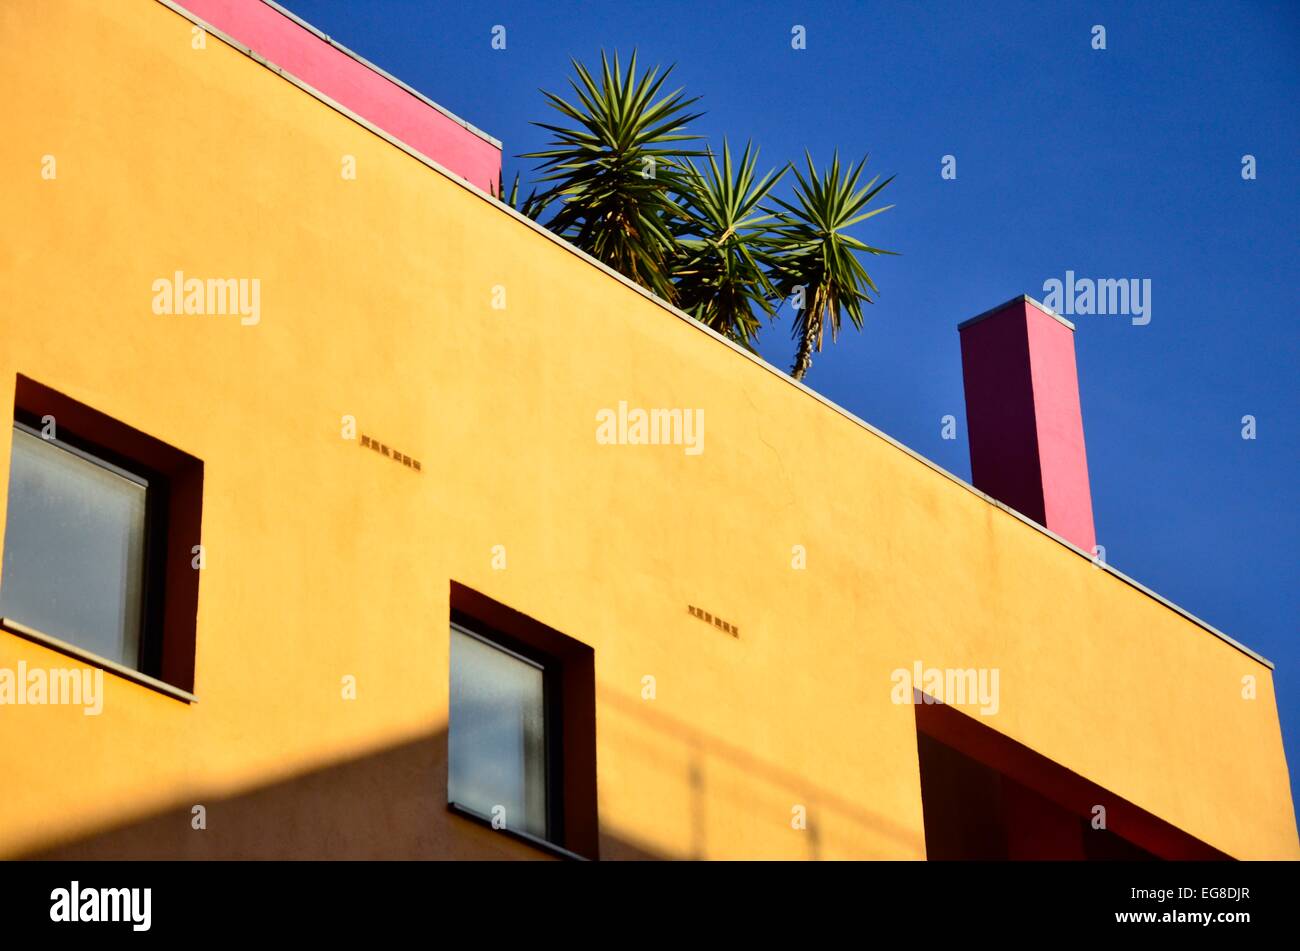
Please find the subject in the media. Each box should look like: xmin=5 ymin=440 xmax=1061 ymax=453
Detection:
xmin=492 ymin=171 xmax=548 ymax=221
xmin=522 ymin=51 xmax=706 ymax=301
xmin=765 ymin=152 xmax=896 ymax=380
xmin=670 ymin=140 xmax=785 ymax=350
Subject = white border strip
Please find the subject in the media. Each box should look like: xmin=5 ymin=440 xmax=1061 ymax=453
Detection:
xmin=153 ymin=0 xmax=1274 ymax=670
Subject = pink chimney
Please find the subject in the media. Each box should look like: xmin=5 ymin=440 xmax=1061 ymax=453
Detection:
xmin=958 ymin=295 xmax=1097 ymax=555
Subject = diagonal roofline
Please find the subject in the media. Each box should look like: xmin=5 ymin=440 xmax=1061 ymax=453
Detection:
xmin=153 ymin=0 xmax=1274 ymax=670
xmin=249 ymin=0 xmax=501 ymax=149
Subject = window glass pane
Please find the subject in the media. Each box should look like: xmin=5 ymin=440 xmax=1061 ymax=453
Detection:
xmin=0 ymin=427 xmax=147 ymax=668
xmin=448 ymin=627 xmax=548 ymax=839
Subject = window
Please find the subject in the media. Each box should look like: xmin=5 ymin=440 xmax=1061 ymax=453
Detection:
xmin=449 ymin=623 xmax=551 ymax=839
xmin=0 ymin=376 xmax=203 ymax=693
xmin=446 ymin=584 xmax=598 ymax=858
xmin=913 ymin=696 xmax=1229 ymax=860
xmin=2 ymin=422 xmax=156 ymax=669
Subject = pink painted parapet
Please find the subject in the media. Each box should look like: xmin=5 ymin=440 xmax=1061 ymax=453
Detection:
xmin=958 ymin=296 xmax=1097 ymax=554
xmin=178 ymin=0 xmax=501 ymax=191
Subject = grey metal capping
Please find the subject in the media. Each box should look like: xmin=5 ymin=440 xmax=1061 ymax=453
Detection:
xmin=958 ymin=294 xmax=1077 ymax=332
xmin=246 ymin=0 xmax=501 ymax=149
xmin=446 ymin=802 xmax=589 ymax=860
xmin=152 ymin=0 xmax=1276 ymax=670
xmin=0 ymin=618 xmax=199 ymax=704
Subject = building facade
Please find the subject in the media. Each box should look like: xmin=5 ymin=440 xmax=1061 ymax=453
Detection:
xmin=0 ymin=0 xmax=1295 ymax=860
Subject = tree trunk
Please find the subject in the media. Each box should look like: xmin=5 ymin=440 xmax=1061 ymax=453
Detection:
xmin=791 ymin=316 xmax=818 ymax=381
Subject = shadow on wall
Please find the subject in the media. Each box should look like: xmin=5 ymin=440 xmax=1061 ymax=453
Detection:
xmin=17 ymin=686 xmax=928 ymax=860
xmin=17 ymin=729 xmax=653 ymax=861
xmin=595 ymin=686 xmax=925 ymax=860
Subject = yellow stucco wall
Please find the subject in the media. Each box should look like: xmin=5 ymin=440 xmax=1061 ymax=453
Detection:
xmin=0 ymin=0 xmax=1294 ymax=860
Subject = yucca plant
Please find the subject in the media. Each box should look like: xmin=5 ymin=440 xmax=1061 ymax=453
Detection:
xmin=492 ymin=171 xmax=548 ymax=222
xmin=766 ymin=153 xmax=896 ymax=381
xmin=669 ymin=140 xmax=784 ymax=350
xmin=510 ymin=56 xmax=898 ymax=379
xmin=523 ymin=51 xmax=705 ymax=302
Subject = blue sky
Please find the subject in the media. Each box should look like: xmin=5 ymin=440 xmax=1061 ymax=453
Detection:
xmin=286 ymin=0 xmax=1299 ymax=808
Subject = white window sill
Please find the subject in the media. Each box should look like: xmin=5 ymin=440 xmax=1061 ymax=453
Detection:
xmin=0 ymin=617 xmax=197 ymax=704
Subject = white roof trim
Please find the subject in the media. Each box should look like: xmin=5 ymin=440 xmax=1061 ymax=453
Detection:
xmin=152 ymin=0 xmax=1276 ymax=670
xmin=958 ymin=294 xmax=1077 ymax=332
